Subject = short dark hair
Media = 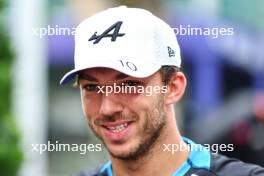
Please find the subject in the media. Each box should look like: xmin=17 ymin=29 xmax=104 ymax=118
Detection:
xmin=160 ymin=66 xmax=180 ymax=85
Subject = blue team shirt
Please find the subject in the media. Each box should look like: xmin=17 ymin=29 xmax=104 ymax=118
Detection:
xmin=75 ymin=137 xmax=264 ymax=176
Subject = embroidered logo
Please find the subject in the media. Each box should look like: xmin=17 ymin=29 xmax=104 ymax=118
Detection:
xmin=88 ymin=21 xmax=125 ymax=44
xmin=167 ymin=46 xmax=175 ymax=57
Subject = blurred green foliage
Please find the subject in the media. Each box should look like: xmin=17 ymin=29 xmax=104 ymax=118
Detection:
xmin=0 ymin=0 xmax=23 ymax=175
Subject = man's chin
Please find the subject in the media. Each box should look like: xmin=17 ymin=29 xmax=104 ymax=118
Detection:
xmin=109 ymin=150 xmax=137 ymax=160
xmin=106 ymin=143 xmax=139 ymax=160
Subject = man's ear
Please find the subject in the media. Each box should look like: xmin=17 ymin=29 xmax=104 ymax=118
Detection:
xmin=165 ymin=72 xmax=187 ymax=105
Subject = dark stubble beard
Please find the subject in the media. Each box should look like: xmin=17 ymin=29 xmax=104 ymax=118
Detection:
xmin=88 ymin=94 xmax=166 ymax=161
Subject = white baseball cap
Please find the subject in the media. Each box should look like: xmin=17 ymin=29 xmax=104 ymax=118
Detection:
xmin=60 ymin=6 xmax=181 ymax=84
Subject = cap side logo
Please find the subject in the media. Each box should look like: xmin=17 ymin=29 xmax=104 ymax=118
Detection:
xmin=88 ymin=21 xmax=125 ymax=44
xmin=167 ymin=46 xmax=175 ymax=57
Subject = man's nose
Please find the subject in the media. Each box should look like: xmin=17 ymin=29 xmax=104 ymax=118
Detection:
xmin=99 ymin=93 xmax=123 ymax=116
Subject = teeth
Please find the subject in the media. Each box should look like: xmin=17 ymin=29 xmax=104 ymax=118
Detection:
xmin=107 ymin=123 xmax=128 ymax=133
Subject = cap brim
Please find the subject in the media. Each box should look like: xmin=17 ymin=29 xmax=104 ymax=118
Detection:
xmin=59 ymin=69 xmax=80 ymax=85
xmin=59 ymin=61 xmax=161 ymax=85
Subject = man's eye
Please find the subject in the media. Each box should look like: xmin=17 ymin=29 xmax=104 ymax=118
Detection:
xmin=83 ymin=84 xmax=98 ymax=91
xmin=123 ymin=80 xmax=142 ymax=87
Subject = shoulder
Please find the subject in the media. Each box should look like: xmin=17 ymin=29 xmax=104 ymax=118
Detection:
xmin=210 ymin=153 xmax=264 ymax=176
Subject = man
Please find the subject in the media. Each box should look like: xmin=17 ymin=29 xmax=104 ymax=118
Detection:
xmin=60 ymin=6 xmax=264 ymax=176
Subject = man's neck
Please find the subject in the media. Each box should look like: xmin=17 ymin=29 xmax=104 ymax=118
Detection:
xmin=110 ymin=117 xmax=190 ymax=176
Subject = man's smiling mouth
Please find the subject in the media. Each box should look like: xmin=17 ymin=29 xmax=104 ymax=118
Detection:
xmin=106 ymin=123 xmax=128 ymax=133
xmin=99 ymin=120 xmax=135 ymax=141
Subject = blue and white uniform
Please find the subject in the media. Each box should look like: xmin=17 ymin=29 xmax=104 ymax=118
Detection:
xmin=75 ymin=138 xmax=264 ymax=176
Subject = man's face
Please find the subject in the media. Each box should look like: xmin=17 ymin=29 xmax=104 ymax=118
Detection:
xmin=79 ymin=68 xmax=167 ymax=160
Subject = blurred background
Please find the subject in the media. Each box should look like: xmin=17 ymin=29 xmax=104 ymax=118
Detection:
xmin=0 ymin=0 xmax=264 ymax=175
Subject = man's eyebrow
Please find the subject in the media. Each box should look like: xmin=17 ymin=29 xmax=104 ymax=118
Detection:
xmin=78 ymin=72 xmax=131 ymax=81
xmin=78 ymin=74 xmax=98 ymax=81
xmin=114 ymin=73 xmax=130 ymax=80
